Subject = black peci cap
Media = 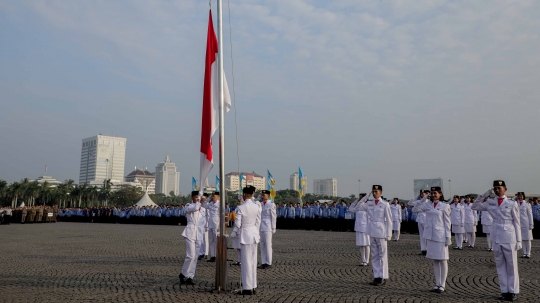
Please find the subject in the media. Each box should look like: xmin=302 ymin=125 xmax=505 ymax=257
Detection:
xmin=191 ymin=191 xmax=199 ymax=197
xmin=431 ymin=186 xmax=441 ymax=192
xmin=243 ymin=185 xmax=256 ymax=194
xmin=372 ymin=185 xmax=383 ymax=191
xmin=213 ymin=191 xmax=220 ymax=196
xmin=261 ymin=190 xmax=271 ymax=195
xmin=493 ymin=180 xmax=506 ymax=187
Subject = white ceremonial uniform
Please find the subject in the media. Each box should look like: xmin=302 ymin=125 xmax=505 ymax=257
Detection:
xmin=518 ymin=201 xmax=534 ymax=256
xmin=390 ymin=204 xmax=402 ymax=240
xmin=450 ymin=203 xmax=465 ymax=248
xmin=463 ymin=203 xmax=478 ymax=246
xmin=232 ymin=207 xmax=242 ymax=262
xmin=349 ymin=199 xmax=371 ymax=265
xmin=356 ymin=196 xmax=393 ymax=280
xmin=481 ymin=210 xmax=493 ymax=249
xmin=414 ymin=200 xmax=451 ymax=289
xmin=181 ymin=202 xmax=202 ymax=279
xmin=202 ymin=199 xmax=221 ymax=258
xmin=196 ymin=207 xmax=208 ymax=256
xmin=233 ymin=199 xmax=262 ymax=291
xmin=472 ymin=194 xmax=521 ymax=294
xmin=259 ymin=199 xmax=277 ymax=266
xmin=409 ymin=198 xmax=427 ymax=251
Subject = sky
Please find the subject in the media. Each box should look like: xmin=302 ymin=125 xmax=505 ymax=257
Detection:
xmin=1 ymin=0 xmax=539 ymax=198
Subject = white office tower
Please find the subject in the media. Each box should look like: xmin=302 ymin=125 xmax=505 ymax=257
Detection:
xmin=225 ymin=172 xmax=265 ymax=191
xmin=313 ymin=178 xmax=338 ymax=197
xmin=290 ymin=172 xmax=299 ymax=191
xmin=79 ymin=135 xmax=126 ymax=185
xmin=155 ymin=155 xmax=180 ymax=196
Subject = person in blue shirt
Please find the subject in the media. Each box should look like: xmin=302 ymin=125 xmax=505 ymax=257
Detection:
xmin=337 ymin=200 xmax=348 ymax=231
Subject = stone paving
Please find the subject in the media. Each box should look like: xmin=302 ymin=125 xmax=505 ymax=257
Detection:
xmin=1 ymin=223 xmax=539 ymax=302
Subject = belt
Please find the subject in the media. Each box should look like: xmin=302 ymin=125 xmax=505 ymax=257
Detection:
xmin=495 ymin=219 xmax=513 ymax=224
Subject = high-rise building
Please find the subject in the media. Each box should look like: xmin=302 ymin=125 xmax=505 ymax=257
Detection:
xmin=79 ymin=135 xmax=126 ymax=185
xmin=225 ymin=172 xmax=265 ymax=191
xmin=155 ymin=155 xmax=180 ymax=196
xmin=290 ymin=172 xmax=308 ymax=193
xmin=313 ymin=178 xmax=338 ymax=197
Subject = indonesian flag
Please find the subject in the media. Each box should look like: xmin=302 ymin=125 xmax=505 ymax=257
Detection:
xmin=200 ymin=10 xmax=231 ymax=192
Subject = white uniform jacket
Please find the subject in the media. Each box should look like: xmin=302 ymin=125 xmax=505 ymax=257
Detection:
xmin=408 ymin=198 xmax=425 ymax=224
xmin=233 ymin=199 xmax=262 ymax=245
xmin=472 ymin=196 xmax=521 ymax=245
xmin=481 ymin=210 xmax=493 ymax=225
xmin=390 ymin=204 xmax=402 ymax=222
xmin=415 ymin=201 xmax=451 ymax=243
xmin=518 ymin=201 xmax=534 ymax=230
xmin=181 ymin=202 xmax=202 ymax=241
xmin=463 ymin=203 xmax=478 ymax=225
xmin=260 ymin=200 xmax=277 ymax=232
xmin=355 ymin=196 xmax=393 ymax=239
xmin=349 ymin=200 xmax=368 ymax=233
xmin=202 ymin=200 xmax=221 ymax=231
xmin=450 ymin=203 xmax=465 ymax=226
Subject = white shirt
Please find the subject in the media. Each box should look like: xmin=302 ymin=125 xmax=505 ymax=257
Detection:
xmin=260 ymin=200 xmax=277 ymax=232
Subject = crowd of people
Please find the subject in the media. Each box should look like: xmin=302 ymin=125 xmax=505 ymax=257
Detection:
xmin=0 ymin=205 xmax=59 ymax=224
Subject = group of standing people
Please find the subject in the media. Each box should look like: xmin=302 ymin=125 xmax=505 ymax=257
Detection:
xmin=1 ymin=205 xmax=59 ymax=224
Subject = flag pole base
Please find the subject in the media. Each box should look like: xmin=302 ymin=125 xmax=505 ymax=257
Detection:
xmin=214 ymin=234 xmax=229 ymax=291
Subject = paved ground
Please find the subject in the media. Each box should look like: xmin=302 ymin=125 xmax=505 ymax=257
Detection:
xmin=1 ymin=223 xmax=539 ymax=303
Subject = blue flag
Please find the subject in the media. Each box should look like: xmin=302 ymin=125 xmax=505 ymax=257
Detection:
xmin=267 ymin=170 xmax=274 ymax=190
xmin=192 ymin=177 xmax=197 ymax=191
xmin=216 ymin=175 xmax=220 ymax=192
xmin=239 ymin=172 xmax=244 ymax=192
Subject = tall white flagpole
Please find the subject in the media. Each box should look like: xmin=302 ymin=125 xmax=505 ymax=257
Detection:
xmin=215 ymin=0 xmax=228 ymax=291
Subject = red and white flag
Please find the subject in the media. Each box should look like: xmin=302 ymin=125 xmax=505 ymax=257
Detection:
xmin=200 ymin=10 xmax=231 ymax=192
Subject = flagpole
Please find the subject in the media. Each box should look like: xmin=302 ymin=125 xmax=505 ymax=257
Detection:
xmin=216 ymin=0 xmax=228 ymax=291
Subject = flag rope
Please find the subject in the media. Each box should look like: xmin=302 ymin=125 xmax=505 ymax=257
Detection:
xmin=227 ymin=0 xmax=241 ymax=181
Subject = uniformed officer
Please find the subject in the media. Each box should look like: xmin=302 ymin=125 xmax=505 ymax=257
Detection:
xmin=450 ymin=196 xmax=465 ymax=250
xmin=231 ymin=199 xmax=243 ymax=266
xmin=258 ymin=190 xmax=276 ymax=269
xmin=516 ymin=192 xmax=533 ymax=258
xmin=413 ymin=187 xmax=451 ymax=293
xmin=202 ymin=192 xmax=220 ymax=262
xmin=179 ymin=191 xmax=202 ymax=286
xmin=230 ymin=186 xmax=262 ymax=295
xmin=21 ymin=207 xmax=27 ymax=223
xmin=408 ymin=190 xmax=429 ymax=255
xmin=472 ymin=181 xmax=521 ymax=301
xmin=463 ymin=196 xmax=478 ymax=248
xmin=196 ymin=203 xmax=208 ymax=261
xmin=481 ymin=197 xmax=494 ymax=251
xmin=354 ymin=185 xmax=392 ymax=286
xmin=348 ymin=193 xmax=370 ymax=266
xmin=390 ymin=198 xmax=402 ymax=241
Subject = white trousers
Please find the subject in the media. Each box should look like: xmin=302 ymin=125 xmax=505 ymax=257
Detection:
xmin=486 ymin=233 xmax=492 ymax=249
xmin=370 ymin=238 xmax=389 ymax=279
xmin=522 ymin=240 xmax=531 ymax=256
xmin=433 ymin=260 xmax=448 ymax=288
xmin=393 ymin=229 xmax=400 ymax=240
xmin=197 ymin=231 xmax=208 ymax=255
xmin=359 ymin=246 xmax=370 ymax=263
xmin=418 ymin=223 xmax=427 ymax=251
xmin=209 ymin=229 xmax=218 ymax=257
xmin=454 ymin=233 xmax=464 ymax=248
xmin=260 ymin=232 xmax=273 ymax=265
xmin=181 ymin=238 xmax=198 ymax=279
xmin=466 ymin=232 xmax=476 ymax=246
xmin=236 ymin=249 xmax=241 ymax=262
xmin=493 ymin=243 xmax=519 ymax=294
xmin=241 ymin=243 xmax=258 ymax=290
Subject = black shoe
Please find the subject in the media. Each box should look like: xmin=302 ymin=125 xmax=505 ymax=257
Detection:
xmin=252 ymin=288 xmax=257 ymax=294
xmin=257 ymin=264 xmax=268 ymax=269
xmin=207 ymin=257 xmax=216 ymax=262
xmin=197 ymin=255 xmax=204 ymax=260
xmin=525 ymin=255 xmax=531 ymax=259
xmin=436 ymin=287 xmax=444 ymax=293
xmin=179 ymin=273 xmax=186 ymax=284
xmin=379 ymin=279 xmax=386 ymax=286
xmin=499 ymin=293 xmax=508 ymax=300
xmin=185 ymin=278 xmax=195 ymax=286
xmin=422 ymin=251 xmax=427 ymax=255
xmin=506 ymin=293 xmax=517 ymax=301
xmin=418 ymin=251 xmax=425 ymax=255
xmin=238 ymin=289 xmax=253 ymax=295
xmin=430 ymin=286 xmax=439 ymax=292
xmin=369 ymin=278 xmax=381 ymax=286
xmin=231 ymin=262 xmax=241 ymax=266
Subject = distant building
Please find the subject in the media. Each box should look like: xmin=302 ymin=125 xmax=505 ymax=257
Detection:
xmin=154 ymin=155 xmax=180 ymax=196
xmin=79 ymin=135 xmax=126 ymax=185
xmin=32 ymin=176 xmax=62 ymax=188
xmin=313 ymin=178 xmax=337 ymax=197
xmin=225 ymin=172 xmax=265 ymax=191
xmin=125 ymin=168 xmax=156 ymax=194
xmin=413 ymin=178 xmax=443 ymax=196
xmin=291 ymin=172 xmax=308 ymax=193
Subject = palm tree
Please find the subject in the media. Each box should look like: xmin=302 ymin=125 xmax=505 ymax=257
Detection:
xmin=24 ymin=181 xmax=40 ymax=207
xmin=99 ymin=179 xmax=112 ymax=207
xmin=0 ymin=180 xmax=7 ymax=206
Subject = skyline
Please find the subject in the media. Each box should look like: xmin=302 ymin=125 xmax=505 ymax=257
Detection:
xmin=1 ymin=1 xmax=539 ymax=198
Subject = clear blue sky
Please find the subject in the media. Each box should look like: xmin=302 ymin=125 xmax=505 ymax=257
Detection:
xmin=1 ymin=0 xmax=539 ymax=198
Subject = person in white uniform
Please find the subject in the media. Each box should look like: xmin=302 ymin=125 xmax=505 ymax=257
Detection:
xmin=450 ymin=196 xmax=465 ymax=250
xmin=231 ymin=199 xmax=243 ymax=266
xmin=516 ymin=192 xmax=533 ymax=258
xmin=390 ymin=198 xmax=402 ymax=241
xmin=408 ymin=190 xmax=429 ymax=255
xmin=480 ymin=196 xmax=494 ymax=251
xmin=258 ymin=190 xmax=277 ymax=269
xmin=463 ymin=196 xmax=478 ymax=248
xmin=231 ymin=186 xmax=262 ymax=295
xmin=202 ymin=192 xmax=221 ymax=263
xmin=413 ymin=187 xmax=451 ymax=293
xmin=354 ymin=185 xmax=393 ymax=286
xmin=196 ymin=204 xmax=209 ymax=260
xmin=179 ymin=191 xmax=203 ymax=286
xmin=348 ymin=193 xmax=370 ymax=266
xmin=472 ymin=180 xmax=521 ymax=302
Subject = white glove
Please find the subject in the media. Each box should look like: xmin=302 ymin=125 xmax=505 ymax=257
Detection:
xmin=386 ymin=236 xmax=392 ymax=241
xmin=482 ymin=188 xmax=493 ymax=198
xmin=516 ymin=242 xmax=522 ymax=251
xmin=272 ymin=229 xmax=276 ymax=234
xmin=230 ymin=231 xmax=237 ymax=238
xmin=445 ymin=237 xmax=452 ymax=246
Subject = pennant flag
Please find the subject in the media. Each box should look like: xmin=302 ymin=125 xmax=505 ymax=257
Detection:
xmin=192 ymin=177 xmax=198 ymax=191
xmin=267 ymin=170 xmax=276 ymax=198
xmin=298 ymin=167 xmax=304 ymax=204
xmin=239 ymin=172 xmax=244 ymax=193
xmin=199 ymin=9 xmax=232 ymax=193
xmin=216 ymin=175 xmax=220 ymax=192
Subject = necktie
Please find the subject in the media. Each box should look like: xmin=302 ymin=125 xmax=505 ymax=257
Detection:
xmin=520 ymin=202 xmax=522 ymax=206
xmin=498 ymin=198 xmax=504 ymax=206
xmin=264 ymin=201 xmax=266 ymax=206
xmin=433 ymin=202 xmax=438 ymax=208
xmin=375 ymin=200 xmax=379 ymax=205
